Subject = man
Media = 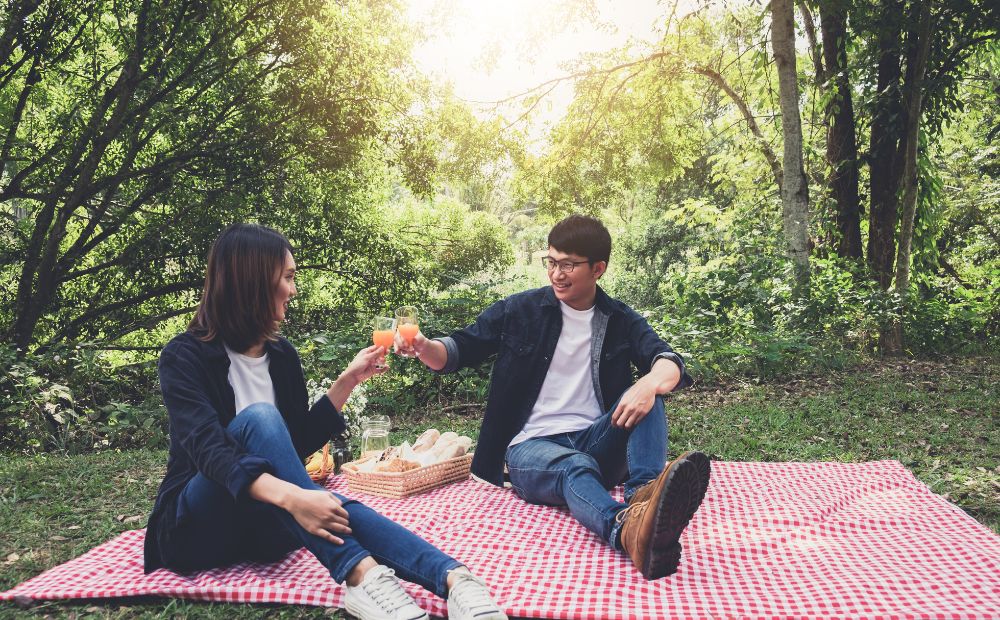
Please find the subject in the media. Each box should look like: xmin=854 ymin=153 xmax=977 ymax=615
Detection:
xmin=398 ymin=215 xmax=710 ymax=579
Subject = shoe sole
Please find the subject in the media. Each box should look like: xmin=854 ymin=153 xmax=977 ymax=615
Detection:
xmin=643 ymin=452 xmax=711 ymax=579
xmin=344 ymin=600 xmax=428 ymax=620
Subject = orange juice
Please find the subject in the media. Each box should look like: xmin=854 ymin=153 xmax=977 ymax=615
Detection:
xmin=372 ymin=330 xmax=394 ymax=349
xmin=398 ymin=323 xmax=419 ymax=344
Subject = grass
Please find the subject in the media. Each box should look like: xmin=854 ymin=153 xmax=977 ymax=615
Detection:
xmin=1 ymin=356 xmax=997 ymax=618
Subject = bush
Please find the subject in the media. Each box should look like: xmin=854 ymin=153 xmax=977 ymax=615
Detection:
xmin=294 ymin=280 xmax=499 ymax=424
xmin=0 ymin=343 xmax=166 ymax=453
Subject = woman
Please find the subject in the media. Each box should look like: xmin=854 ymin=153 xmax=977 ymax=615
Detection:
xmin=144 ymin=224 xmax=505 ymax=620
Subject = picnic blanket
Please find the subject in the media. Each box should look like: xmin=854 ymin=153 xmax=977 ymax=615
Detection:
xmin=3 ymin=460 xmax=999 ymax=619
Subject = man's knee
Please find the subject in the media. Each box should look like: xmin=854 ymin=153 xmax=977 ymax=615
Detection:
xmin=563 ymin=452 xmax=601 ymax=477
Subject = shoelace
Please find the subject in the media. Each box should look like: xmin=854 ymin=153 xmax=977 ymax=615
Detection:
xmin=365 ymin=568 xmax=414 ymax=614
xmin=615 ymin=499 xmax=649 ymax=524
xmin=451 ymin=573 xmax=499 ymax=615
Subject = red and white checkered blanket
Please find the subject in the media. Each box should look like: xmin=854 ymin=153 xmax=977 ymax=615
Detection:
xmin=3 ymin=461 xmax=999 ymax=618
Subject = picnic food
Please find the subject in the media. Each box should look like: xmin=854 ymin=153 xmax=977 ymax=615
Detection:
xmin=376 ymin=458 xmax=421 ymax=473
xmin=412 ymin=428 xmax=440 ymax=452
xmin=305 ymin=449 xmax=328 ymax=475
xmin=342 ymin=429 xmax=474 ymax=474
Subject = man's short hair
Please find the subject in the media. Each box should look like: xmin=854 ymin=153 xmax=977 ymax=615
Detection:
xmin=548 ymin=214 xmax=612 ymax=263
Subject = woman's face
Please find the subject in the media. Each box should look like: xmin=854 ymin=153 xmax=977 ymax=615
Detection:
xmin=274 ymin=250 xmax=296 ymax=322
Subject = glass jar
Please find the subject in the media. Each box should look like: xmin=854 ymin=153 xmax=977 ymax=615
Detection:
xmin=360 ymin=415 xmax=390 ymax=459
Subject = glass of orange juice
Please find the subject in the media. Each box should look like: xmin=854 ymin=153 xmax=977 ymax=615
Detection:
xmin=395 ymin=306 xmax=418 ymax=357
xmin=372 ymin=316 xmax=396 ymax=368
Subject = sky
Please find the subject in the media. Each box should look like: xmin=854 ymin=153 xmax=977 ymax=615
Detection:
xmin=405 ymin=0 xmax=696 ymax=132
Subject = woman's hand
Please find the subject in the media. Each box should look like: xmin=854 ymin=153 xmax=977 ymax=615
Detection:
xmin=285 ymin=488 xmax=352 ymax=545
xmin=344 ymin=344 xmax=389 ymax=384
xmin=326 ymin=345 xmax=387 ymax=411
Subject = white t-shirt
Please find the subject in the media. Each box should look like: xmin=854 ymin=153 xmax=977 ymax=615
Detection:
xmin=509 ymin=301 xmax=603 ymax=446
xmin=225 ymin=345 xmax=276 ymax=414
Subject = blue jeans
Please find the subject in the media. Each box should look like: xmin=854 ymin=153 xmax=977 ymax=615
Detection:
xmin=170 ymin=403 xmax=461 ymax=597
xmin=505 ymin=396 xmax=667 ymax=549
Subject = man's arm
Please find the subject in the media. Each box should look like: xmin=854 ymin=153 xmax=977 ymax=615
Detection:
xmin=406 ymin=334 xmax=448 ymax=371
xmin=395 ymin=298 xmax=507 ymax=372
xmin=611 ymin=357 xmax=683 ymax=429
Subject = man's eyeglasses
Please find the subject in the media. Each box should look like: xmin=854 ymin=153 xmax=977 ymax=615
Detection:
xmin=541 ymin=257 xmax=592 ymax=274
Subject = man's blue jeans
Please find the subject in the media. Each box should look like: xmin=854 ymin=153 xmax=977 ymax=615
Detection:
xmin=169 ymin=403 xmax=461 ymax=597
xmin=504 ymin=396 xmax=668 ymax=548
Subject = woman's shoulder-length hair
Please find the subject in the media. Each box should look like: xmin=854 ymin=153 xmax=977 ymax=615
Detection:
xmin=189 ymin=223 xmax=292 ymax=352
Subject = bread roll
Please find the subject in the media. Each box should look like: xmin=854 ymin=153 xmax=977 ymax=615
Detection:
xmin=375 ymin=458 xmax=420 ymax=473
xmin=431 ymin=438 xmax=457 ymax=458
xmin=412 ymin=428 xmax=440 ymax=453
xmin=438 ymin=431 xmax=459 ymax=443
xmin=435 ymin=443 xmax=466 ymax=461
xmin=455 ymin=436 xmax=473 ymax=452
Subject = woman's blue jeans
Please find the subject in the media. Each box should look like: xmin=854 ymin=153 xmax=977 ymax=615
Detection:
xmin=171 ymin=403 xmax=461 ymax=597
xmin=505 ymin=395 xmax=668 ymax=549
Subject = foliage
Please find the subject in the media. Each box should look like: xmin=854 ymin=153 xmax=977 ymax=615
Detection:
xmin=0 ymin=0 xmax=434 ymax=353
xmin=380 ymin=193 xmax=515 ymax=287
xmin=0 ymin=342 xmax=165 ymax=453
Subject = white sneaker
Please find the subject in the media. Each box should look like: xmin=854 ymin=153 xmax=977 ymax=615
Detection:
xmin=343 ymin=564 xmax=429 ymax=620
xmin=447 ymin=570 xmax=507 ymax=620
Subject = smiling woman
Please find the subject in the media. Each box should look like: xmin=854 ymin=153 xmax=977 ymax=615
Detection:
xmin=145 ymin=223 xmax=508 ymax=620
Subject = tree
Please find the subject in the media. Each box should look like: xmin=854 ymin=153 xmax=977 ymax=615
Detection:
xmin=0 ymin=0 xmax=427 ymax=353
xmin=771 ymin=0 xmax=811 ymax=286
xmin=817 ymin=0 xmax=863 ymax=259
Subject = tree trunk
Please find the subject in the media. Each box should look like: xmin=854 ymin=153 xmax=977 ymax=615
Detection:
xmin=889 ymin=2 xmax=933 ymax=352
xmin=771 ymin=0 xmax=811 ymax=288
xmin=867 ymin=0 xmax=906 ymax=290
xmin=819 ymin=0 xmax=863 ymax=260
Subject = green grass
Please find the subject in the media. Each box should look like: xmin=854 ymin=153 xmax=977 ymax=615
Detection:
xmin=1 ymin=356 xmax=997 ymax=618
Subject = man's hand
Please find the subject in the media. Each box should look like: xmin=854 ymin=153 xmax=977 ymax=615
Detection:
xmin=393 ymin=329 xmax=429 ymax=358
xmin=611 ymin=378 xmax=659 ymax=428
xmin=395 ymin=331 xmax=448 ymax=372
xmin=285 ymin=488 xmax=351 ymax=545
xmin=611 ymin=357 xmax=682 ymax=428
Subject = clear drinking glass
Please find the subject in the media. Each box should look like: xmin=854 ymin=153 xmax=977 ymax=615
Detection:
xmin=372 ymin=316 xmax=396 ymax=368
xmin=394 ymin=306 xmax=419 ymax=357
xmin=360 ymin=415 xmax=390 ymax=459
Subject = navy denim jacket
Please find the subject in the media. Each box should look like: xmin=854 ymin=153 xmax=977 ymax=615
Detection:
xmin=436 ymin=286 xmax=692 ymax=487
xmin=144 ymin=331 xmax=345 ymax=573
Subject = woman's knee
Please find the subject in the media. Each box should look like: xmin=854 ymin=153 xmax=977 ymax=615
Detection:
xmin=228 ymin=403 xmax=287 ymax=441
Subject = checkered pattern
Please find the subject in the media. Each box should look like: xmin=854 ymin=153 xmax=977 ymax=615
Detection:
xmin=3 ymin=461 xmax=999 ymax=618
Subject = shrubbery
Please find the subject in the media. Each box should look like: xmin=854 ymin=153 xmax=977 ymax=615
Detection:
xmin=3 ymin=240 xmax=995 ymax=454
xmin=0 ymin=342 xmax=166 ymax=453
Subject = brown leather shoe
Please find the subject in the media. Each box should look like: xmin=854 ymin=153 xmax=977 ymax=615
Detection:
xmin=617 ymin=451 xmax=711 ymax=579
xmin=629 ymin=451 xmax=712 ymax=507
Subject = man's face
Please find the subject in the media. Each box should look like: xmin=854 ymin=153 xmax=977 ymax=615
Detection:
xmin=545 ymin=246 xmax=605 ymax=310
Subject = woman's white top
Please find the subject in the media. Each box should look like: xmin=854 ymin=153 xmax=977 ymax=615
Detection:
xmin=225 ymin=345 xmax=276 ymax=414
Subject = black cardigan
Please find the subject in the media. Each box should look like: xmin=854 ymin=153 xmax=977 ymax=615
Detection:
xmin=143 ymin=331 xmax=345 ymax=573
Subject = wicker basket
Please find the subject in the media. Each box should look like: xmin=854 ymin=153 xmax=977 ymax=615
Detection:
xmin=343 ymin=453 xmax=473 ymax=499
xmin=306 ymin=443 xmax=333 ymax=483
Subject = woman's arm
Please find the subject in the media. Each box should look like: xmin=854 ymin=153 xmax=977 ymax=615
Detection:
xmin=248 ymin=473 xmax=352 ymax=544
xmin=326 ymin=345 xmax=385 ymax=410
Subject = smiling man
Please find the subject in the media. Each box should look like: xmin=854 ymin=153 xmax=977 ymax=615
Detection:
xmin=402 ymin=214 xmax=710 ymax=580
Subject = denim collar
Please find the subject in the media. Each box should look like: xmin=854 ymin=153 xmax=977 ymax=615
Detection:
xmin=540 ymin=284 xmax=618 ymax=316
